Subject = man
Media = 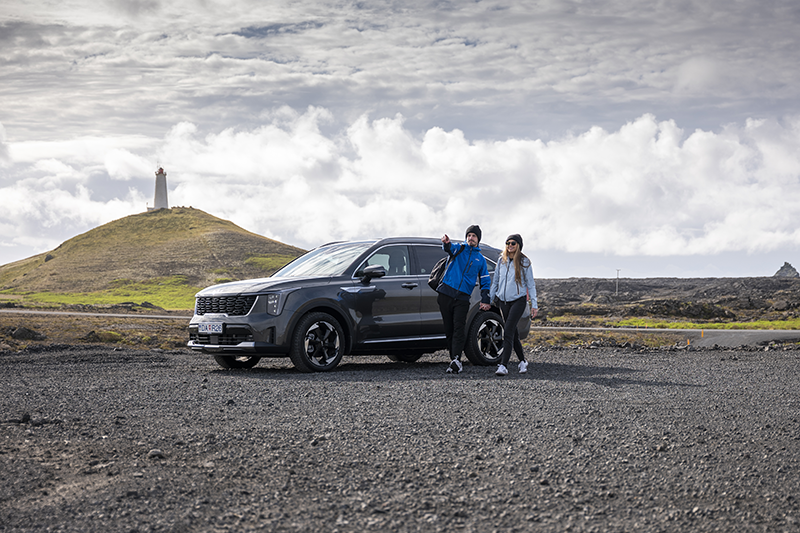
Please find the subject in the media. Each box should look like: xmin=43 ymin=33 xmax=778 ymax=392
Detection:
xmin=436 ymin=225 xmax=492 ymax=374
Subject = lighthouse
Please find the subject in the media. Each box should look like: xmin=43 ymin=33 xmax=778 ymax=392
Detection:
xmin=148 ymin=167 xmax=169 ymax=211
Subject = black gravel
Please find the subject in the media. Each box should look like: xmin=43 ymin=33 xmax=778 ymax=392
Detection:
xmin=1 ymin=345 xmax=799 ymax=532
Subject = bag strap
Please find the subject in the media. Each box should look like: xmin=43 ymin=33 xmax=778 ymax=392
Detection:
xmin=444 ymin=243 xmax=464 ymax=270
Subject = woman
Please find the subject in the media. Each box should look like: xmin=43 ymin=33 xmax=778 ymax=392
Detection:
xmin=489 ymin=234 xmax=538 ymax=375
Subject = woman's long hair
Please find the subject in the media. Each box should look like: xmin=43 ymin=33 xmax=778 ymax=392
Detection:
xmin=500 ymin=248 xmax=527 ymax=287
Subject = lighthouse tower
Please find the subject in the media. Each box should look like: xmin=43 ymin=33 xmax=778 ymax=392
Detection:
xmin=148 ymin=167 xmax=169 ymax=211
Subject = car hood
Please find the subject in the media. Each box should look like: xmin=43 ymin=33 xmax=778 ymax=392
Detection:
xmin=196 ymin=276 xmax=333 ymax=297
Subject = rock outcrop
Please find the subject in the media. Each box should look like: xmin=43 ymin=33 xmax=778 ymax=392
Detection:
xmin=774 ymin=262 xmax=799 ymax=278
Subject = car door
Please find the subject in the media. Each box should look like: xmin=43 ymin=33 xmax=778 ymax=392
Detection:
xmin=350 ymin=244 xmax=421 ymax=342
xmin=412 ymin=243 xmax=449 ymax=337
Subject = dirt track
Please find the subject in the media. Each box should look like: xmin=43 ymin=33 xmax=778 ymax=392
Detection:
xmin=2 ymin=344 xmax=799 ymax=532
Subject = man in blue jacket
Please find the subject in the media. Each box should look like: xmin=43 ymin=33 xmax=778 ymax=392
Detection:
xmin=437 ymin=225 xmax=492 ymax=374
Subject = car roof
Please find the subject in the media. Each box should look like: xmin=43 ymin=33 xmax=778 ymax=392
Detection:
xmin=315 ymin=236 xmax=501 ymax=256
xmin=320 ymin=236 xmax=501 ymax=255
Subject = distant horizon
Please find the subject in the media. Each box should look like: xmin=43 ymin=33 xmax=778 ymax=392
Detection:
xmin=1 ymin=206 xmax=796 ymax=280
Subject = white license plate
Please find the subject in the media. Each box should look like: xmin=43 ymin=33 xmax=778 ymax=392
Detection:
xmin=198 ymin=323 xmax=223 ymax=334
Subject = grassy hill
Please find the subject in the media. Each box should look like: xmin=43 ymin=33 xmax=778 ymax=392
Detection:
xmin=0 ymin=208 xmax=305 ymax=310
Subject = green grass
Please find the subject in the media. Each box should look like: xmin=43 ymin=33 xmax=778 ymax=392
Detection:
xmin=524 ymin=329 xmax=682 ymax=348
xmin=617 ymin=317 xmax=800 ymax=330
xmin=245 ymin=254 xmax=297 ymax=272
xmin=4 ymin=276 xmax=199 ymax=310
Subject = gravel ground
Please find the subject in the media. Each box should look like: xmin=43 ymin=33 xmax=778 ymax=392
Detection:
xmin=1 ymin=345 xmax=799 ymax=532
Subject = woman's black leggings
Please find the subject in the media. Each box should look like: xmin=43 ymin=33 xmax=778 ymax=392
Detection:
xmin=499 ymin=297 xmax=527 ymax=366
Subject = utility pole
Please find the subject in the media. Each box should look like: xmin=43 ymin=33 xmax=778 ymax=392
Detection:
xmin=616 ymin=269 xmax=620 ymax=297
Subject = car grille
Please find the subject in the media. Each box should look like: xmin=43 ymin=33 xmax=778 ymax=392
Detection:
xmin=195 ymin=295 xmax=257 ymax=316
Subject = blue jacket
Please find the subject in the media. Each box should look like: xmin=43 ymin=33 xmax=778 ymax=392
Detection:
xmin=489 ymin=255 xmax=538 ymax=307
xmin=437 ymin=241 xmax=491 ymax=303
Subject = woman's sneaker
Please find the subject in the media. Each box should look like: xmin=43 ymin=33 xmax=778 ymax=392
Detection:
xmin=496 ymin=364 xmax=508 ymax=376
xmin=519 ymin=361 xmax=528 ymax=374
xmin=446 ymin=359 xmax=463 ymax=374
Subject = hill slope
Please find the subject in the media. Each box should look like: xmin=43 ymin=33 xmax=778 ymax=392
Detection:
xmin=0 ymin=208 xmax=305 ymax=296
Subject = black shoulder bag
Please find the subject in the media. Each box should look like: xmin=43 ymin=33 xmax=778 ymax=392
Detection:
xmin=428 ymin=246 xmax=463 ymax=291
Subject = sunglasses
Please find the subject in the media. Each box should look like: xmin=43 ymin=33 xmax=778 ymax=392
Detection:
xmin=506 ymin=241 xmax=517 ymax=246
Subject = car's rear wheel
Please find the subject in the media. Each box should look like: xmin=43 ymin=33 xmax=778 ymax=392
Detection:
xmin=464 ymin=311 xmax=504 ymax=366
xmin=289 ymin=312 xmax=345 ymax=372
xmin=213 ymin=355 xmax=261 ymax=369
xmin=387 ymin=352 xmax=424 ymax=363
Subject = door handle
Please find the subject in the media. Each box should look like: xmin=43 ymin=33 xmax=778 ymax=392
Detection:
xmin=401 ymin=283 xmax=419 ymax=289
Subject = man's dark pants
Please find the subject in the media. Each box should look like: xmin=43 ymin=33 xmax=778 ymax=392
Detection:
xmin=437 ymin=292 xmax=470 ymax=361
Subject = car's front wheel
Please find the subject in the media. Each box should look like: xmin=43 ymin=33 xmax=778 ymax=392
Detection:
xmin=464 ymin=311 xmax=504 ymax=366
xmin=213 ymin=355 xmax=261 ymax=369
xmin=289 ymin=312 xmax=345 ymax=372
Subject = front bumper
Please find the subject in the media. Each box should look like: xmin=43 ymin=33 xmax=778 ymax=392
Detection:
xmin=187 ymin=323 xmax=287 ymax=355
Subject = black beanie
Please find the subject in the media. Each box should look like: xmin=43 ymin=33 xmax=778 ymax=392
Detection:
xmin=507 ymin=233 xmax=523 ymax=250
xmin=465 ymin=224 xmax=482 ymax=243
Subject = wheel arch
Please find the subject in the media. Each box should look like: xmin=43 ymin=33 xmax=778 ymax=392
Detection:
xmin=286 ymin=302 xmax=354 ymax=354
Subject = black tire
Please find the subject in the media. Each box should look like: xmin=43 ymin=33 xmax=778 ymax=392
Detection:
xmin=387 ymin=352 xmax=424 ymax=363
xmin=213 ymin=355 xmax=261 ymax=369
xmin=289 ymin=312 xmax=345 ymax=372
xmin=464 ymin=311 xmax=504 ymax=366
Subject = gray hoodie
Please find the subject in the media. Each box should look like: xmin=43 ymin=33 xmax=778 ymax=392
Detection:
xmin=489 ymin=256 xmax=538 ymax=307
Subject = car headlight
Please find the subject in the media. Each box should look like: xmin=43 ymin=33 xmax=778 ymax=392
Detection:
xmin=266 ymin=293 xmax=282 ymax=315
xmin=264 ymin=289 xmax=299 ymax=316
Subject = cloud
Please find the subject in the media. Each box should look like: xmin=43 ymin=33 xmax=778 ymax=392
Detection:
xmin=104 ymin=148 xmax=155 ymax=181
xmin=104 ymin=0 xmax=161 ymax=18
xmin=4 ymin=107 xmax=800 ymax=262
xmin=0 ymin=122 xmax=9 ymax=167
xmin=3 ymin=1 xmax=800 ymax=144
xmin=2 ymin=107 xmax=800 ymax=267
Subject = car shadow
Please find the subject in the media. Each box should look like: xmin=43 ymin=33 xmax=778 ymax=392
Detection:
xmin=209 ymin=357 xmax=701 ymax=389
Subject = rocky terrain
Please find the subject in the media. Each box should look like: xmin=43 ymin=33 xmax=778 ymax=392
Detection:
xmin=2 ymin=272 xmax=800 ymax=531
xmin=2 ymin=344 xmax=799 ymax=532
xmin=536 ymin=275 xmax=800 ymax=324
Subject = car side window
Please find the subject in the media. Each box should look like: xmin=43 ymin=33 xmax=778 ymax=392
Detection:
xmin=413 ymin=245 xmax=448 ymax=276
xmin=359 ymin=245 xmax=410 ymax=277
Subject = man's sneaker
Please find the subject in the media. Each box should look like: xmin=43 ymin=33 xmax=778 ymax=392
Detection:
xmin=496 ymin=364 xmax=508 ymax=376
xmin=519 ymin=360 xmax=528 ymax=374
xmin=446 ymin=359 xmax=463 ymax=374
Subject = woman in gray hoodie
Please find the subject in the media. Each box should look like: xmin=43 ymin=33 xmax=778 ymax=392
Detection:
xmin=488 ymin=234 xmax=538 ymax=375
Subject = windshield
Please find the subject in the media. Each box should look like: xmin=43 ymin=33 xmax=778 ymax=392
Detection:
xmin=272 ymin=241 xmax=375 ymax=278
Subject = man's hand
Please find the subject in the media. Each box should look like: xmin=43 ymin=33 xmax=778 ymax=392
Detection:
xmin=441 ymin=234 xmax=450 ymax=244
xmin=479 ymin=303 xmax=490 ymax=311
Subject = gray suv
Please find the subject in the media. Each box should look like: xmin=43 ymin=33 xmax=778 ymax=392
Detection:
xmin=188 ymin=237 xmax=531 ymax=372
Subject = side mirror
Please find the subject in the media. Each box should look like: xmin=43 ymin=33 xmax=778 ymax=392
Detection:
xmin=360 ymin=264 xmax=386 ymax=284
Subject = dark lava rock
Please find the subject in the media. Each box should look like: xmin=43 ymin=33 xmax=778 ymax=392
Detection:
xmin=10 ymin=326 xmax=46 ymax=341
xmin=774 ymin=261 xmax=799 ymax=278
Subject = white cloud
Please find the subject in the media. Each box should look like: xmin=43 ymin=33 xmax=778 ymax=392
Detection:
xmin=3 ymin=0 xmax=800 ymax=144
xmin=0 ymin=123 xmax=9 ymax=167
xmin=104 ymin=149 xmax=153 ymax=181
xmin=3 ymin=108 xmax=800 ymax=268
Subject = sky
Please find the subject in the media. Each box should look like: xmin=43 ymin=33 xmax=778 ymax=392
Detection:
xmin=2 ymin=0 xmax=800 ymax=278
